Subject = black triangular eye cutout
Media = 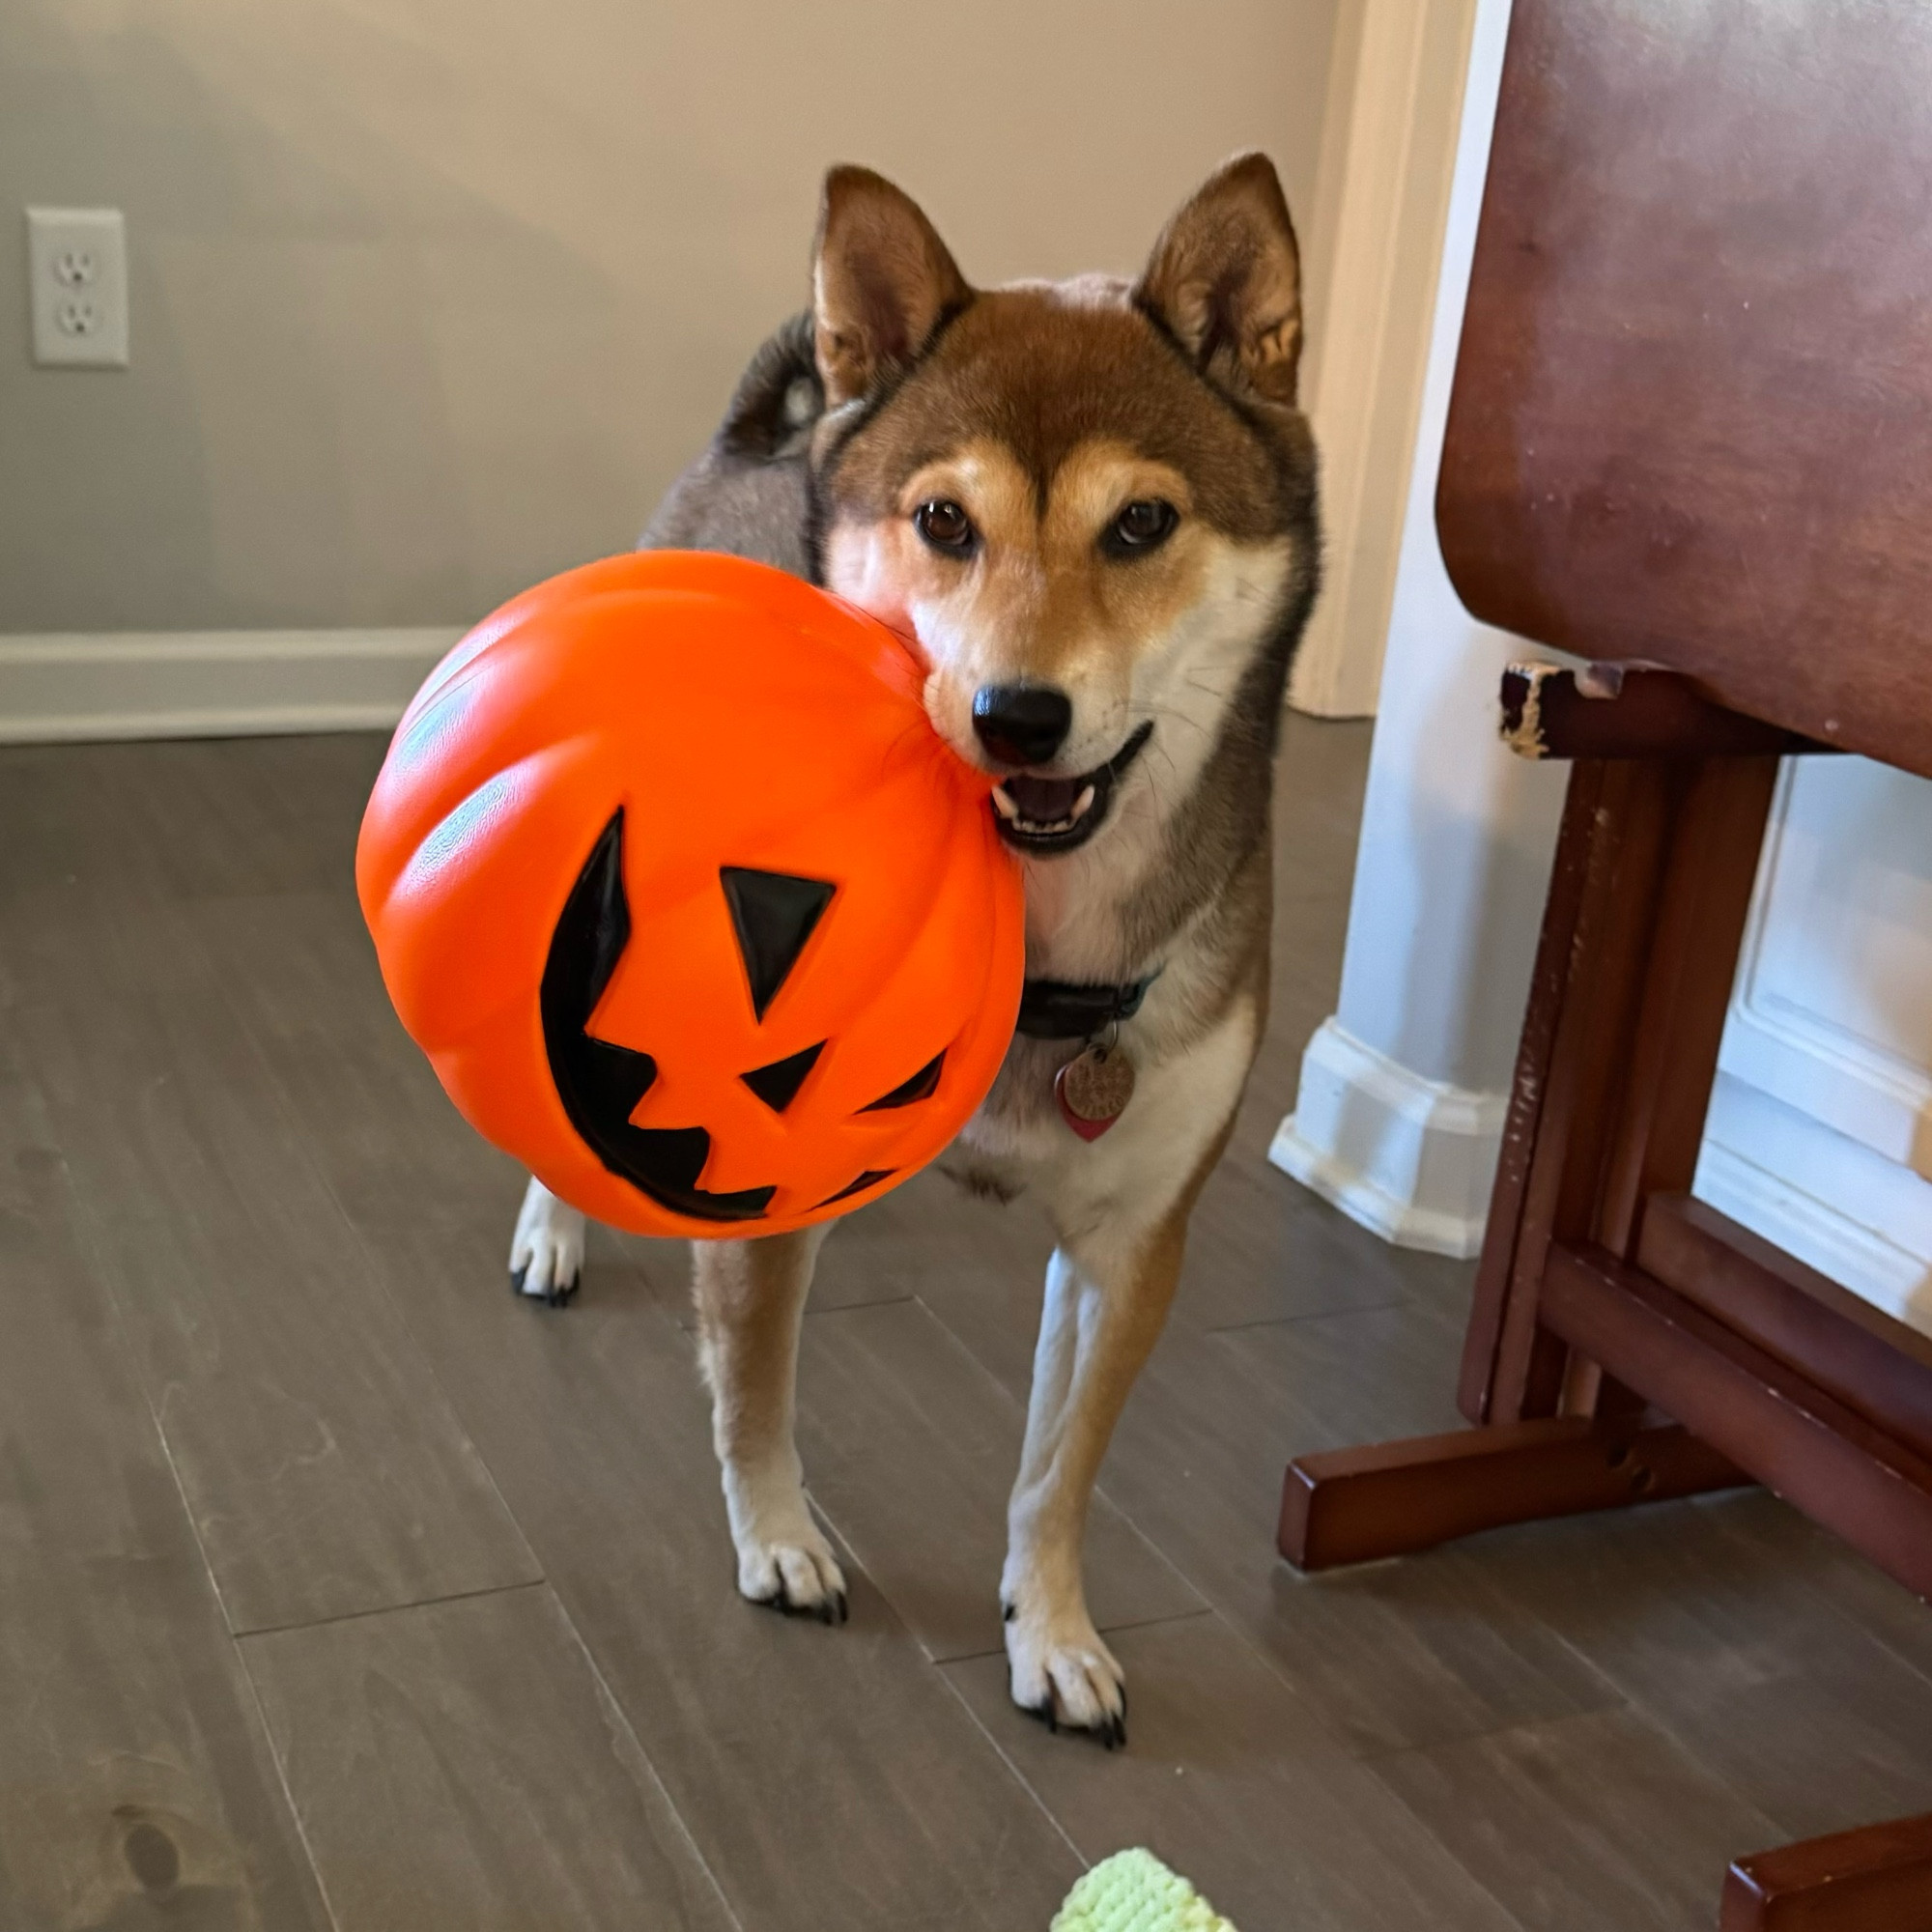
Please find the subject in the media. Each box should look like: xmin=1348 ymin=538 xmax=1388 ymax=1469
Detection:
xmin=740 ymin=1040 xmax=826 ymax=1114
xmin=815 ymin=1168 xmax=895 ymax=1208
xmin=861 ymin=1050 xmax=945 ymax=1112
xmin=720 ymin=867 xmax=836 ymax=1021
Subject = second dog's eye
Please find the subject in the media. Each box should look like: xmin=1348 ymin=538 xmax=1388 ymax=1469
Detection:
xmin=1103 ymin=499 xmax=1179 ymax=556
xmin=915 ymin=499 xmax=978 ymax=554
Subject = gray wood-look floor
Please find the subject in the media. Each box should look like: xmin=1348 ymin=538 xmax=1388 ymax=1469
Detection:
xmin=3 ymin=717 xmax=1930 ymax=1932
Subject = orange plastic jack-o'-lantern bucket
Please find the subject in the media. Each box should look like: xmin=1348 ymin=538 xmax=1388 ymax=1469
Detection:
xmin=356 ymin=551 xmax=1024 ymax=1237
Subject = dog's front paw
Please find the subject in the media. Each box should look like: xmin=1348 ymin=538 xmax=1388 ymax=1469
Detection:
xmin=1004 ymin=1598 xmax=1126 ymax=1747
xmin=509 ymin=1178 xmax=585 ymax=1307
xmin=736 ymin=1518 xmax=849 ymax=1626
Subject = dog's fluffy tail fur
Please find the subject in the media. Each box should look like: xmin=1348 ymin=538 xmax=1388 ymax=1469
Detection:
xmin=639 ymin=312 xmax=821 ymax=578
xmin=719 ymin=311 xmax=823 ymax=459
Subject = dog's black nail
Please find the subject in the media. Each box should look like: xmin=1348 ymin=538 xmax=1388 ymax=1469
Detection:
xmin=510 ymin=1264 xmax=527 ymax=1297
xmin=835 ymin=1590 xmax=850 ymax=1625
xmin=1001 ymin=1601 xmax=1017 ymax=1623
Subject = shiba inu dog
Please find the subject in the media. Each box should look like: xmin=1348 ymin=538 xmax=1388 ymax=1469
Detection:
xmin=509 ymin=153 xmax=1320 ymax=1744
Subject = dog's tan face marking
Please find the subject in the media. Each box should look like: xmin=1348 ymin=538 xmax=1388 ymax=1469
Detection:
xmin=820 ymin=287 xmax=1306 ymax=784
xmin=829 ymin=431 xmax=1245 ymax=775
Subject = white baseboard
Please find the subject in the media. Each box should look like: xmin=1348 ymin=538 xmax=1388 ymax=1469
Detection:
xmin=1697 ymin=1072 xmax=1932 ymax=1340
xmin=0 ymin=629 xmax=462 ymax=745
xmin=1268 ymin=1017 xmax=1507 ymax=1259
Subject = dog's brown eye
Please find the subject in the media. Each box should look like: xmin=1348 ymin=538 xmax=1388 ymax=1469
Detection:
xmin=915 ymin=499 xmax=977 ymax=554
xmin=1104 ymin=499 xmax=1179 ymax=556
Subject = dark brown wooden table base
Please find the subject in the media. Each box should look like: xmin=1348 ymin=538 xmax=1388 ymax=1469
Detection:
xmin=1279 ymin=668 xmax=1932 ymax=1927
xmin=1720 ymin=1813 xmax=1932 ymax=1931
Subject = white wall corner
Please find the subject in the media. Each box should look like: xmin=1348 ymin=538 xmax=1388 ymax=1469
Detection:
xmin=0 ymin=629 xmax=461 ymax=745
xmin=1268 ymin=1018 xmax=1506 ymax=1259
xmin=1288 ymin=0 xmax=1480 ymax=720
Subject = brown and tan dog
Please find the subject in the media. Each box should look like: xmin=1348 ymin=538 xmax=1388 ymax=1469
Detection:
xmin=510 ymin=154 xmax=1320 ymax=1744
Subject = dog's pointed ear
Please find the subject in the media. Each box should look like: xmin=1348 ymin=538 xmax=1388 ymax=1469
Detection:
xmin=1136 ymin=153 xmax=1303 ymax=407
xmin=812 ymin=166 xmax=972 ymax=408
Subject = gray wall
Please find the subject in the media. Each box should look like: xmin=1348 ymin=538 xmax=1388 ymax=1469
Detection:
xmin=1 ymin=0 xmax=1338 ymax=634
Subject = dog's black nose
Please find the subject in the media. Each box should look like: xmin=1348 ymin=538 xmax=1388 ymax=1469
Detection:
xmin=971 ymin=685 xmax=1072 ymax=767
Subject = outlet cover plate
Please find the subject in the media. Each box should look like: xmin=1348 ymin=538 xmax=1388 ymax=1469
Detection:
xmin=26 ymin=207 xmax=129 ymax=367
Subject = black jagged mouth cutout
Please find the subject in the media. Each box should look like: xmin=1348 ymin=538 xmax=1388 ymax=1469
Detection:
xmin=815 ymin=1168 xmax=895 ymax=1208
xmin=990 ymin=721 xmax=1154 ymax=856
xmin=740 ymin=1040 xmax=826 ymax=1114
xmin=541 ymin=810 xmax=775 ymax=1223
xmin=859 ymin=1050 xmax=944 ymax=1112
xmin=720 ymin=866 xmax=835 ymax=1020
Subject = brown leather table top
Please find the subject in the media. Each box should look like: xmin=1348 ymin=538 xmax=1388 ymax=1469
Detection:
xmin=1436 ymin=0 xmax=1932 ymax=780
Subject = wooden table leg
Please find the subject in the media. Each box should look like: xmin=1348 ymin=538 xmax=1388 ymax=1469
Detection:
xmin=1282 ymin=751 xmax=1777 ymax=1569
xmin=1276 ymin=694 xmax=1932 ymax=1929
xmin=1280 ymin=1415 xmax=1747 ymax=1570
xmin=1720 ymin=1812 xmax=1932 ymax=1930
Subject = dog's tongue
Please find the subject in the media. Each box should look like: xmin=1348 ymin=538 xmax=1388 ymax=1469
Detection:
xmin=1003 ymin=775 xmax=1083 ymax=820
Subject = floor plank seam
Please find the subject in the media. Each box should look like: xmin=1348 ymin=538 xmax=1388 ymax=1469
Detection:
xmin=1197 ymin=1293 xmax=1413 ymax=1336
xmin=39 ymin=1138 xmax=257 ymax=1641
xmin=1708 ymin=1503 xmax=1932 ymax=1701
xmin=928 ymin=1654 xmax=1093 ymax=1876
xmin=930 ymin=1605 xmax=1217 ymax=1668
xmin=232 ymin=1624 xmax=351 ymax=1932
xmin=801 ymin=1289 xmax=920 ymax=1319
xmin=1350 ymin=1756 xmax=1540 ymax=1932
xmin=545 ymin=1584 xmax=749 ymax=1932
xmin=233 ymin=1576 xmax=550 ymax=1643
xmin=26 ymin=1134 xmax=350 ymax=1927
xmin=185 ymin=901 xmax=553 ymax=1601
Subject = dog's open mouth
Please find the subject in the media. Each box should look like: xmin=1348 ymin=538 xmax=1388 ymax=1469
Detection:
xmin=988 ymin=723 xmax=1154 ymax=855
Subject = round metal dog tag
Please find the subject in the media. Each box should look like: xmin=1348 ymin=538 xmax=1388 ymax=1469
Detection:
xmin=1055 ymin=1043 xmax=1136 ymax=1141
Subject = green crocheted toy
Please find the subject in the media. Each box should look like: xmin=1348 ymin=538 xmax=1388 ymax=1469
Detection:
xmin=1052 ymin=1848 xmax=1237 ymax=1932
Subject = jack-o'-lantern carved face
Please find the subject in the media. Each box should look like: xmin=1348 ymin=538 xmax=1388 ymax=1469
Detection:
xmin=544 ymin=809 xmax=977 ymax=1223
xmin=357 ymin=550 xmax=1024 ymax=1238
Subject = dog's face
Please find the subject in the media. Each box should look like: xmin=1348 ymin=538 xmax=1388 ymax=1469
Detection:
xmin=808 ymin=157 xmax=1318 ymax=858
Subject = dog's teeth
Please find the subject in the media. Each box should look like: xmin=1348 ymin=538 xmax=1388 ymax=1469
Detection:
xmin=991 ymin=787 xmax=1021 ymax=822
xmin=1072 ymin=785 xmax=1096 ymax=819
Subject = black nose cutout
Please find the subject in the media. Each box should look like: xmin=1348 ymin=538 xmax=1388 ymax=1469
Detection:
xmin=741 ymin=1040 xmax=825 ymax=1114
xmin=971 ymin=685 xmax=1072 ymax=767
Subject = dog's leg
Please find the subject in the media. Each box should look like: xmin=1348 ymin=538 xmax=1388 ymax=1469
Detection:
xmin=1002 ymin=1009 xmax=1253 ymax=1745
xmin=692 ymin=1227 xmax=848 ymax=1624
xmin=1001 ymin=1204 xmax=1191 ymax=1745
xmin=508 ymin=1174 xmax=586 ymax=1306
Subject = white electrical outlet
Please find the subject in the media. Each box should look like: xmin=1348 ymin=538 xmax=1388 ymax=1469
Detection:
xmin=26 ymin=207 xmax=129 ymax=367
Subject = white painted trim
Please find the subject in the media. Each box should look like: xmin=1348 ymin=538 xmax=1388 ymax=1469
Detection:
xmin=1719 ymin=758 xmax=1932 ymax=1173
xmin=1268 ymin=1018 xmax=1507 ymax=1259
xmin=1697 ymin=1074 xmax=1932 ymax=1341
xmin=0 ymin=628 xmax=460 ymax=744
xmin=1289 ymin=0 xmax=1482 ymax=719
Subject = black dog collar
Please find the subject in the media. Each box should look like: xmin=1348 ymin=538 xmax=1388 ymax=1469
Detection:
xmin=1015 ymin=974 xmax=1158 ymax=1041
